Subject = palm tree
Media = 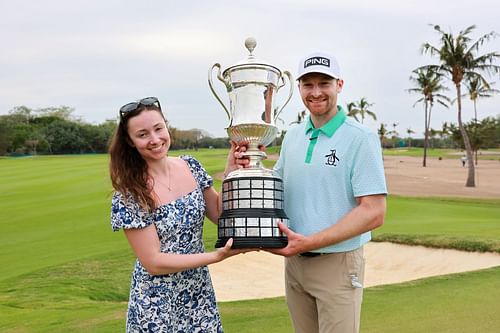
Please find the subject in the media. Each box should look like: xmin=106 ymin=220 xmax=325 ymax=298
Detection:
xmin=407 ymin=67 xmax=449 ymax=167
xmin=406 ymin=127 xmax=415 ymax=148
xmin=391 ymin=122 xmax=399 ymax=137
xmin=377 ymin=123 xmax=387 ymax=141
xmin=346 ymin=102 xmax=358 ymax=121
xmin=461 ymin=78 xmax=500 ymax=164
xmin=347 ymin=98 xmax=376 ymax=123
xmin=390 ymin=123 xmax=400 ymax=148
xmin=463 ymin=78 xmax=500 ymax=122
xmin=421 ymin=24 xmax=500 ymax=187
xmin=428 ymin=128 xmax=440 ymax=148
xmin=377 ymin=123 xmax=388 ymax=154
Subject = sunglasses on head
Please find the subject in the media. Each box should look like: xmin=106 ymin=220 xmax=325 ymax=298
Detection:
xmin=119 ymin=97 xmax=162 ymax=119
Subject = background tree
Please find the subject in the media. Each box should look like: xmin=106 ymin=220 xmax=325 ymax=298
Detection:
xmin=408 ymin=67 xmax=449 ymax=166
xmin=0 ymin=105 xmax=237 ymax=155
xmin=460 ymin=78 xmax=500 ymax=164
xmin=9 ymin=106 xmax=34 ymax=125
xmin=346 ymin=102 xmax=357 ymax=121
xmin=428 ymin=128 xmax=441 ymax=148
xmin=377 ymin=123 xmax=387 ymax=142
xmin=36 ymin=106 xmax=77 ymax=121
xmin=406 ymin=127 xmax=415 ymax=148
xmin=0 ymin=117 xmax=12 ymax=154
xmin=463 ymin=78 xmax=500 ymax=122
xmin=449 ymin=117 xmax=499 ymax=156
xmin=421 ymin=24 xmax=500 ymax=187
xmin=0 ymin=106 xmax=114 ymax=155
xmin=386 ymin=123 xmax=400 ymax=148
xmin=377 ymin=123 xmax=388 ymax=152
xmin=346 ymin=98 xmax=376 ymax=123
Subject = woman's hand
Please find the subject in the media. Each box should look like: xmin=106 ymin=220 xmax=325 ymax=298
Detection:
xmin=224 ymin=141 xmax=250 ymax=177
xmin=213 ymin=238 xmax=257 ymax=262
xmin=224 ymin=141 xmax=267 ymax=177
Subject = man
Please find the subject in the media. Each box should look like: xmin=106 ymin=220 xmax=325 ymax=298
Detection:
xmin=270 ymin=52 xmax=387 ymax=333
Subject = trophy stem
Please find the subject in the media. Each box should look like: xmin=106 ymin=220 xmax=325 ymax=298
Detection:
xmin=244 ymin=142 xmax=267 ymax=169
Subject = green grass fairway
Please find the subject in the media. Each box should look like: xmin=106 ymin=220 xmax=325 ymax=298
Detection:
xmin=0 ymin=155 xmax=123 ymax=281
xmin=1 ymin=150 xmax=500 ymax=332
xmin=360 ymin=266 xmax=500 ymax=333
xmin=374 ymin=196 xmax=500 ymax=252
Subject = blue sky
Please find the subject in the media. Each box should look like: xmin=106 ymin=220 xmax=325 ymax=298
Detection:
xmin=1 ymin=0 xmax=499 ymax=138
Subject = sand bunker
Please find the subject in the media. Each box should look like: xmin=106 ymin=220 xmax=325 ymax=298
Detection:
xmin=209 ymin=155 xmax=500 ymax=301
xmin=209 ymin=243 xmax=500 ymax=302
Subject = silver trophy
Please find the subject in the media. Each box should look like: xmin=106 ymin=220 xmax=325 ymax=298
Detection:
xmin=208 ymin=37 xmax=293 ymax=248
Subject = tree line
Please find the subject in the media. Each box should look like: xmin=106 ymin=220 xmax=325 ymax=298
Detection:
xmin=376 ymin=116 xmax=500 ymax=152
xmin=0 ymin=106 xmax=230 ymax=156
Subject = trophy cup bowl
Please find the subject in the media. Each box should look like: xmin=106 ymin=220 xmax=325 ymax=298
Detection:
xmin=208 ymin=37 xmax=293 ymax=248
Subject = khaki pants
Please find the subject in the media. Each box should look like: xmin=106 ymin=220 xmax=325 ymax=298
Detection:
xmin=285 ymin=247 xmax=365 ymax=333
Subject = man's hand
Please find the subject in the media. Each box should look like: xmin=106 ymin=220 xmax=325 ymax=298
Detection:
xmin=266 ymin=221 xmax=311 ymax=257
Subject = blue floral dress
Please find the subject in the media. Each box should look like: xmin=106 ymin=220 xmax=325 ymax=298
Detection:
xmin=111 ymin=156 xmax=223 ymax=333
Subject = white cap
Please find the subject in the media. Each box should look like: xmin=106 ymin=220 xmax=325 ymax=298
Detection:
xmin=296 ymin=52 xmax=341 ymax=80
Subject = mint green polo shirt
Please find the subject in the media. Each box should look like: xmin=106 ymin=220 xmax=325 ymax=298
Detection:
xmin=305 ymin=107 xmax=347 ymax=164
xmin=274 ymin=107 xmax=387 ymax=253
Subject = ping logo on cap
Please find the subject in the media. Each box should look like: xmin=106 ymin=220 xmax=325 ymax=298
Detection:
xmin=304 ymin=56 xmax=330 ymax=68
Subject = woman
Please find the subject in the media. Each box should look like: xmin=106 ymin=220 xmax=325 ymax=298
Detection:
xmin=108 ymin=97 xmax=247 ymax=332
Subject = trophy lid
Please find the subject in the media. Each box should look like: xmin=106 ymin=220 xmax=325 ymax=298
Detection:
xmin=222 ymin=37 xmax=281 ymax=76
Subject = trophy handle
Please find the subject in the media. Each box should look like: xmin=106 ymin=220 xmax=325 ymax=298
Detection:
xmin=275 ymin=70 xmax=293 ymax=120
xmin=208 ymin=63 xmax=231 ymax=121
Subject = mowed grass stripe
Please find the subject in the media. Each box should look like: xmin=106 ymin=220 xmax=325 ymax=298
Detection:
xmin=375 ymin=196 xmax=500 ymax=252
xmin=380 ymin=196 xmax=500 ymax=237
xmin=0 ymin=155 xmax=126 ymax=281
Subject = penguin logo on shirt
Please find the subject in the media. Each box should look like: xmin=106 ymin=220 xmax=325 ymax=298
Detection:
xmin=325 ymin=149 xmax=340 ymax=166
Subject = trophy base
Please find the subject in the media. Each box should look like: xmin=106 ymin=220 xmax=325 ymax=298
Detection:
xmin=215 ymin=236 xmax=288 ymax=249
xmin=216 ymin=175 xmax=289 ymax=249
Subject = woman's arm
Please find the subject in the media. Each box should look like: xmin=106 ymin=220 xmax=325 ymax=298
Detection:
xmin=124 ymin=224 xmax=240 ymax=275
xmin=203 ymin=186 xmax=222 ymax=223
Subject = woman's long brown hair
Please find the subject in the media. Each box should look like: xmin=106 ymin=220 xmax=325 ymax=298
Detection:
xmin=108 ymin=105 xmax=161 ymax=212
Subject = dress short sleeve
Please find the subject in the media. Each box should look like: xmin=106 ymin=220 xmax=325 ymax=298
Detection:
xmin=110 ymin=191 xmax=154 ymax=231
xmin=181 ymin=155 xmax=213 ymax=190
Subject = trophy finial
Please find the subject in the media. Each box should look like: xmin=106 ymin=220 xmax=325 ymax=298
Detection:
xmin=245 ymin=37 xmax=257 ymax=55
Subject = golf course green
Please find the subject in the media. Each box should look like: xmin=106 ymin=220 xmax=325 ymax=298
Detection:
xmin=1 ymin=150 xmax=499 ymax=332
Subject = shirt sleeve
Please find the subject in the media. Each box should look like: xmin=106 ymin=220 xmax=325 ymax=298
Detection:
xmin=351 ymin=131 xmax=388 ymax=197
xmin=182 ymin=155 xmax=213 ymax=190
xmin=110 ymin=191 xmax=154 ymax=231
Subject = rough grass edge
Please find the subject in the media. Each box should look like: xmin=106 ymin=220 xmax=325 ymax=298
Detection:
xmin=373 ymin=233 xmax=500 ymax=253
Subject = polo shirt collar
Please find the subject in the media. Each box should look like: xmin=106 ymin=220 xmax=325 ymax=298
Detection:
xmin=305 ymin=105 xmax=346 ymax=138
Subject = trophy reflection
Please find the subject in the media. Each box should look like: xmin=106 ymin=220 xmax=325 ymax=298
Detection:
xmin=208 ymin=37 xmax=293 ymax=248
